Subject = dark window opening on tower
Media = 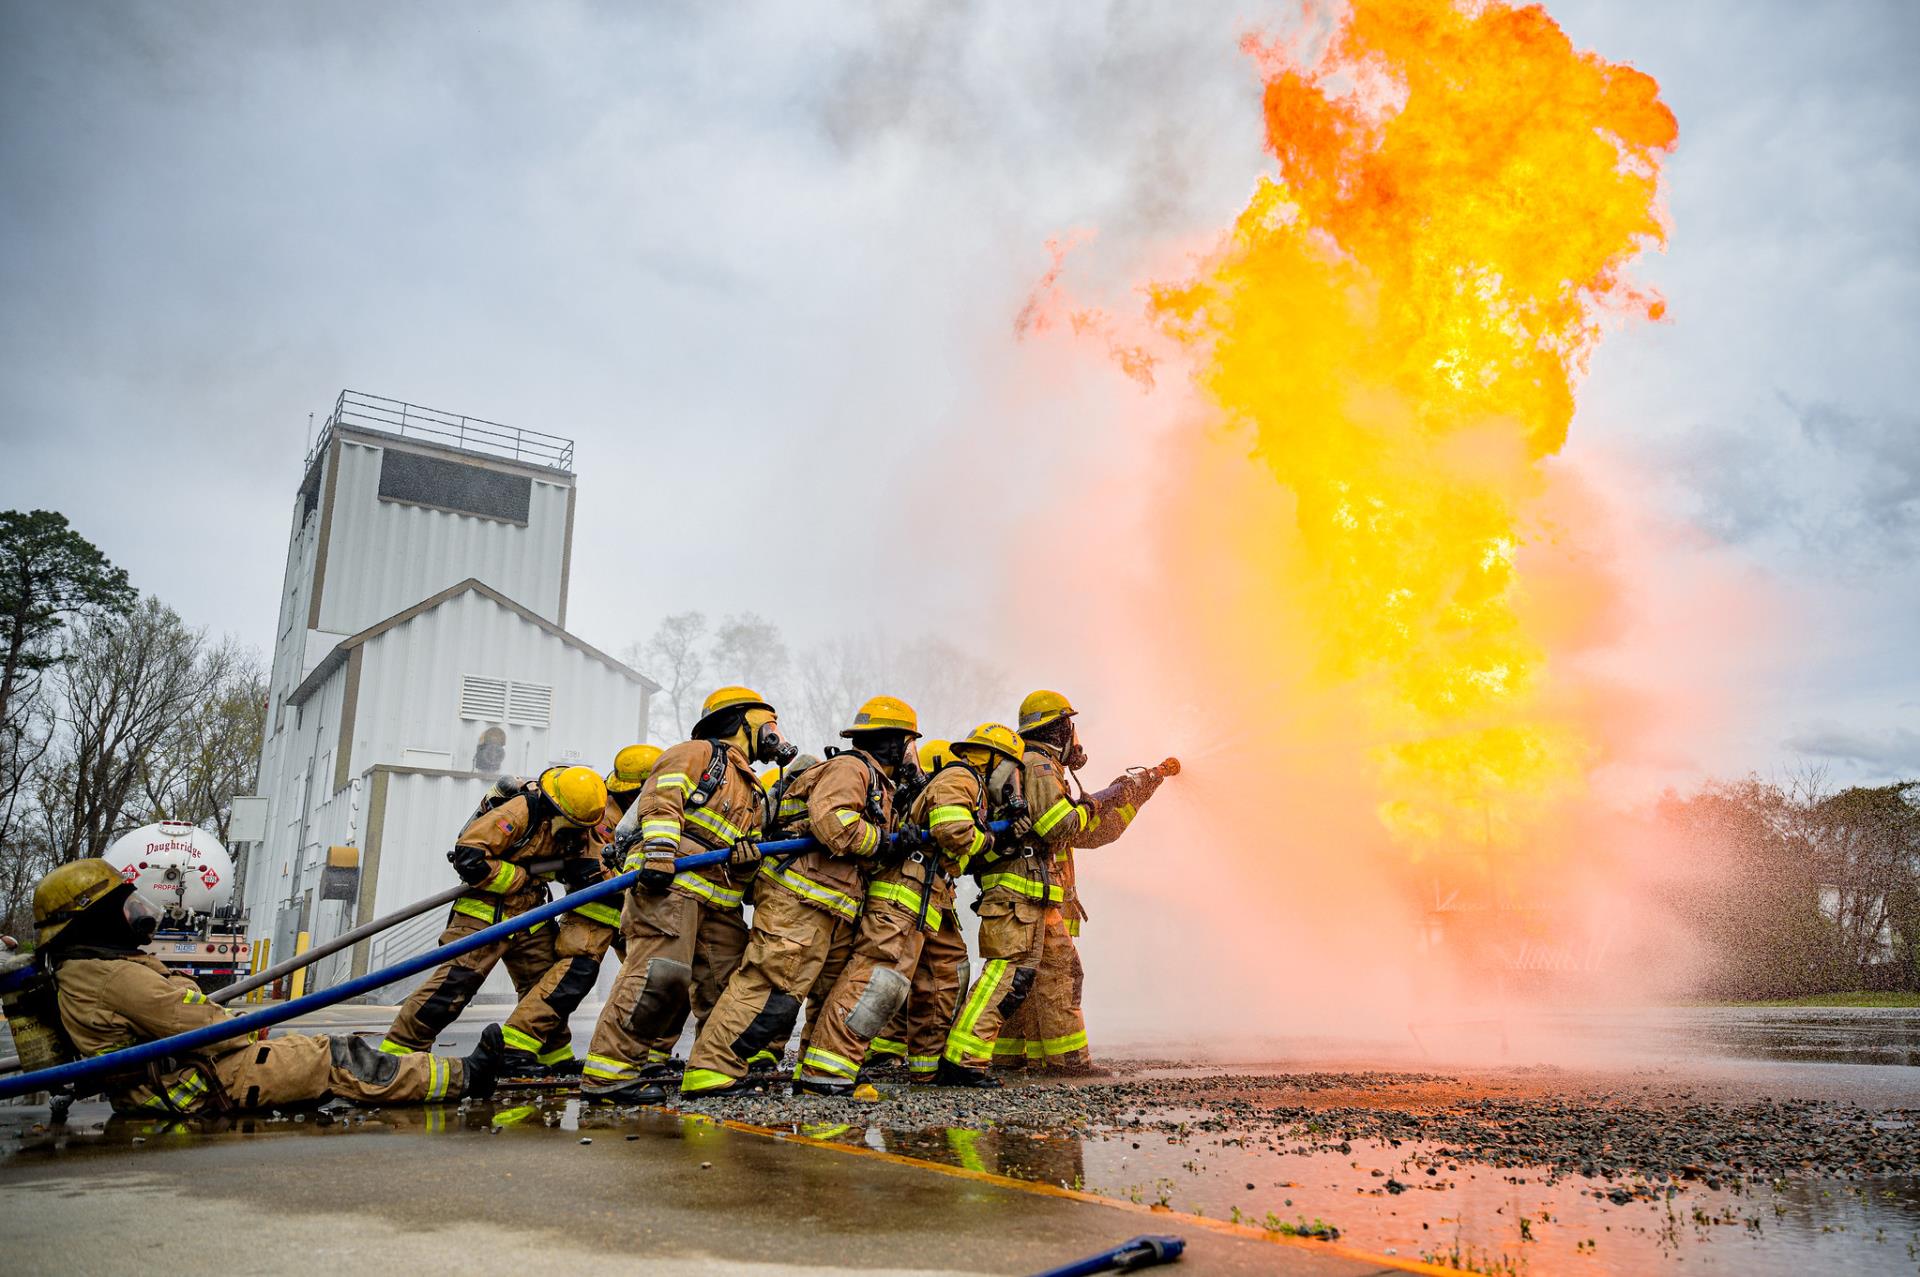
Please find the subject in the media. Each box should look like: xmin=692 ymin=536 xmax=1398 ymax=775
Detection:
xmin=377 ymin=449 xmax=532 ymax=524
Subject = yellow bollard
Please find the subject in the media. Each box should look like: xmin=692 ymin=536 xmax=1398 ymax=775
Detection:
xmin=288 ymin=932 xmax=311 ymax=1000
xmin=248 ymin=939 xmax=271 ymax=1003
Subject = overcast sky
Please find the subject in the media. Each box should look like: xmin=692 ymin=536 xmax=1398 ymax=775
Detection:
xmin=2 ymin=0 xmax=1915 ymax=788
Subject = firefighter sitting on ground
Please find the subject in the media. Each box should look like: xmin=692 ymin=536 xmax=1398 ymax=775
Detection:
xmin=380 ymin=764 xmax=613 ymax=1075
xmin=31 ymin=859 xmax=501 ymax=1113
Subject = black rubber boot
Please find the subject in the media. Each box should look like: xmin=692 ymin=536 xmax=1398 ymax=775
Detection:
xmin=462 ymin=1024 xmax=507 ymax=1101
xmin=581 ymin=1075 xmax=668 ymax=1104
xmin=793 ymin=1077 xmax=855 ymax=1097
xmin=933 ymin=1059 xmax=1002 ymax=1089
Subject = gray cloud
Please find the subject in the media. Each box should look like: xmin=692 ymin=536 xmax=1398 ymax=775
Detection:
xmin=1675 ymin=396 xmax=1920 ymax=564
xmin=1786 ymin=724 xmax=1920 ymax=776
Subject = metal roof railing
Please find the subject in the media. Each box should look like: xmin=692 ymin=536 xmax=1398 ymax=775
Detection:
xmin=307 ymin=390 xmax=575 ymax=473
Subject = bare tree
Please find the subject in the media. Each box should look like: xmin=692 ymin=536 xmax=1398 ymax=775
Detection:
xmin=0 ymin=686 xmax=55 ymax=937
xmin=37 ymin=597 xmax=230 ymax=863
xmin=784 ymin=630 xmax=1012 ymax=754
xmin=627 ymin=611 xmax=709 ymax=743
xmin=137 ymin=643 xmax=267 ymax=845
xmin=711 ymin=613 xmax=788 ymax=694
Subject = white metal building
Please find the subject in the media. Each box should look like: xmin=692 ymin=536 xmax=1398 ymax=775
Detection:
xmin=242 ymin=391 xmax=656 ymax=994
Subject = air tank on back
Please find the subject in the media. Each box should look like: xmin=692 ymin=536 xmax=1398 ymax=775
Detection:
xmin=102 ymin=821 xmax=235 ymax=920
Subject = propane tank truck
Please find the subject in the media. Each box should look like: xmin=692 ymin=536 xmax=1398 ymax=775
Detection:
xmin=102 ymin=820 xmax=251 ymax=992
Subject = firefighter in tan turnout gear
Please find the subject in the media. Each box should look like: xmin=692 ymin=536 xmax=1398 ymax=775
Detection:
xmin=33 ymin=860 xmax=500 ymax=1113
xmin=684 ymin=696 xmax=917 ymax=1096
xmin=582 ymin=688 xmax=793 ymax=1102
xmin=944 ymin=691 xmax=1165 ymax=1080
xmin=381 ymin=765 xmax=612 ymax=1073
xmin=804 ymin=722 xmax=1025 ymax=1092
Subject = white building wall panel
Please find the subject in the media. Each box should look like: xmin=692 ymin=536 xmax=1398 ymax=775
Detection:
xmin=244 ymin=660 xmax=354 ymax=938
xmin=313 ymin=438 xmax=571 ymax=636
xmin=351 ymin=590 xmax=644 ymax=783
xmin=360 ymin=770 xmax=508 ymax=1003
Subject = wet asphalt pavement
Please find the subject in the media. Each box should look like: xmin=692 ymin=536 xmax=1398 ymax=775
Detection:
xmin=4 ymin=1003 xmax=1919 ymax=1274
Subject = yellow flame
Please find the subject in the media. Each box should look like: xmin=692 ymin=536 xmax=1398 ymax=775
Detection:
xmin=1150 ymin=0 xmax=1677 ymax=853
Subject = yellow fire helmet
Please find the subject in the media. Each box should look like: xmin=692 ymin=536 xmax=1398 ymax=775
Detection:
xmin=606 ymin=744 xmax=663 ymax=795
xmin=1017 ymin=689 xmax=1076 ymax=734
xmin=757 ymin=767 xmax=780 ymax=792
xmin=692 ymin=685 xmax=774 ymax=738
xmin=916 ymin=738 xmax=953 ymax=774
xmin=955 ymin=722 xmax=1024 ymax=765
xmin=540 ymin=765 xmax=610 ymax=825
xmin=840 ymin=695 xmax=921 ymax=739
xmin=33 ymin=858 xmax=128 ymax=946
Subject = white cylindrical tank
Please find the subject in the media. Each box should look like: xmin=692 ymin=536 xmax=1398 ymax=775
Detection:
xmin=103 ymin=821 xmax=235 ymax=915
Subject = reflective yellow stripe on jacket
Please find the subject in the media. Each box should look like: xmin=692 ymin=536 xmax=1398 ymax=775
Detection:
xmin=759 ymin=861 xmax=862 ymax=920
xmin=672 ymin=870 xmax=744 ymax=910
xmin=571 ymin=899 xmax=621 ymax=928
xmin=977 ymin=872 xmax=1064 ymax=904
xmin=867 ymin=878 xmax=941 ymax=929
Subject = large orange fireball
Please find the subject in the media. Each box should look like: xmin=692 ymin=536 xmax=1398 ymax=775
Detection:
xmin=1146 ymin=0 xmax=1677 ymax=855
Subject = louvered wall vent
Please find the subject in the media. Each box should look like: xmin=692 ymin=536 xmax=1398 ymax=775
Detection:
xmin=507 ymin=681 xmax=554 ymax=728
xmin=457 ymin=675 xmax=509 ymax=721
xmin=460 ymin=675 xmax=554 ymax=728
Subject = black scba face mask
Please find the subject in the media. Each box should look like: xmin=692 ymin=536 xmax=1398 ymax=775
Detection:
xmin=123 ymin=889 xmax=162 ymax=945
xmin=755 ymin=720 xmax=798 ymax=767
xmin=857 ymin=732 xmax=917 ymax=776
xmin=1063 ymin=725 xmax=1088 ymax=772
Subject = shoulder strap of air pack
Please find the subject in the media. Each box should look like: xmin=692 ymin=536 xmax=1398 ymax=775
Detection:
xmin=687 ymin=741 xmax=729 ymax=809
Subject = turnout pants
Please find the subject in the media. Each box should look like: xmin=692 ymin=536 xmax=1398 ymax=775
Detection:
xmin=584 ymin=887 xmax=749 ymax=1086
xmin=799 ymin=900 xmax=926 ymax=1085
xmin=684 ymin=885 xmax=854 ymax=1093
xmin=996 ymin=911 xmax=1088 ymax=1069
xmin=120 ymin=1032 xmax=460 ymax=1115
xmin=504 ymin=914 xmax=620 ymax=1063
xmin=944 ymin=892 xmax=1070 ymax=1073
xmin=902 ymin=918 xmax=968 ymax=1078
xmin=381 ymin=900 xmax=562 ymax=1058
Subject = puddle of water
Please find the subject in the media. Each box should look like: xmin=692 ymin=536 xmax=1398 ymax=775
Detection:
xmin=775 ymin=1117 xmax=1920 ymax=1275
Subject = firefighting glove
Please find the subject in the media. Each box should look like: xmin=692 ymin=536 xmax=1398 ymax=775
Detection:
xmin=635 ymin=865 xmax=677 ymax=894
xmin=632 ymin=843 xmax=678 ymax=894
xmin=728 ymin=836 xmax=763 ymax=868
xmin=1008 ymin=811 xmax=1035 ymax=841
xmin=448 ymin=844 xmax=491 ymax=887
xmin=559 ymin=857 xmax=601 ymax=892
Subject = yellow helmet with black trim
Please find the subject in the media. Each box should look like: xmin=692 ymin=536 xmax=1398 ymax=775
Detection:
xmin=693 ymin=685 xmax=774 ymax=738
xmin=840 ymin=695 xmax=920 ymax=739
xmin=540 ymin=765 xmax=610 ymax=825
xmin=1017 ymin=689 xmax=1076 ymax=734
xmin=955 ymin=722 xmax=1024 ymax=765
xmin=916 ymin=739 xmax=952 ymax=774
xmin=33 ymin=858 xmax=129 ymax=946
xmin=606 ymin=744 xmax=663 ymax=794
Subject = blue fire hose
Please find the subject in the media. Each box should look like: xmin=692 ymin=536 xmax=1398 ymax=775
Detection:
xmin=1031 ymin=1235 xmax=1186 ymax=1276
xmin=0 ymin=821 xmax=1011 ymax=1103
